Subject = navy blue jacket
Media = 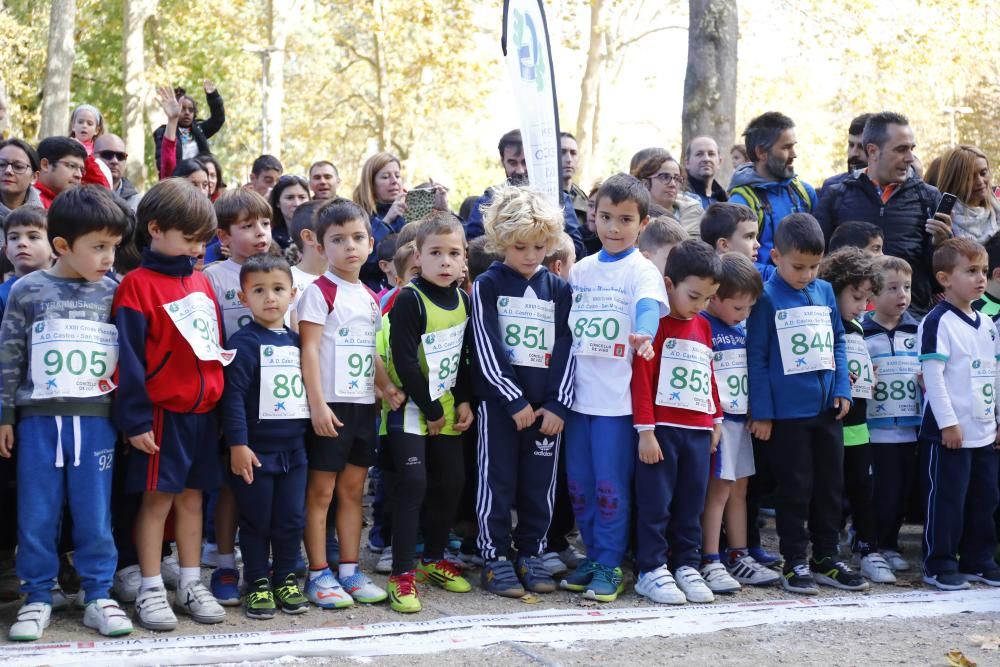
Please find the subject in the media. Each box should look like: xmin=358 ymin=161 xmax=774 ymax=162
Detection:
xmin=470 ymin=261 xmax=574 ymax=420
xmin=465 ymin=187 xmax=585 ymax=260
xmin=361 ymin=202 xmax=406 ymax=292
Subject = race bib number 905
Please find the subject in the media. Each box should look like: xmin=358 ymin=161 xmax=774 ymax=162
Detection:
xmin=30 ymin=319 xmax=118 ymax=399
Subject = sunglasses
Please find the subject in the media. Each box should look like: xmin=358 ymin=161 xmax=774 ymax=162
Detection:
xmin=97 ymin=150 xmax=128 ymax=162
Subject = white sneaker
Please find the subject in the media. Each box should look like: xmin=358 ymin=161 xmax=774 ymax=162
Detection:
xmin=674 ymin=565 xmax=715 ymax=603
xmin=860 ymin=553 xmax=897 ymax=584
xmin=135 ymin=586 xmax=177 ymax=631
xmin=8 ymin=602 xmax=51 ymax=641
xmin=699 ymin=561 xmax=741 ymax=594
xmin=726 ymin=554 xmax=781 ymax=586
xmin=161 ymin=554 xmax=180 ymax=590
xmin=375 ymin=550 xmax=393 ymax=574
xmin=113 ymin=565 xmax=141 ymax=603
xmin=635 ymin=565 xmax=686 ymax=604
xmin=200 ymin=542 xmax=219 ymax=568
xmin=83 ymin=598 xmax=133 ymax=637
xmin=882 ymin=550 xmax=910 ymax=572
xmin=540 ymin=552 xmax=569 ymax=578
xmin=175 ymin=580 xmax=225 ymax=624
xmin=558 ymin=544 xmax=586 ymax=569
xmin=340 ymin=571 xmax=388 ymax=604
xmin=50 ymin=584 xmax=69 ymax=611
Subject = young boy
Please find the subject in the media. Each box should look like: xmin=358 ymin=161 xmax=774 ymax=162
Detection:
xmin=542 ymin=232 xmax=576 ymax=280
xmin=562 ymin=173 xmax=669 ymax=602
xmin=700 ymin=202 xmax=761 ymax=266
xmin=376 ymin=233 xmax=400 ymax=300
xmin=747 ymin=213 xmax=864 ymax=595
xmin=698 ymin=252 xmax=779 ymax=592
xmin=828 ymin=221 xmax=884 ymax=255
xmin=0 ymin=206 xmax=51 ymax=319
xmin=114 ymin=178 xmax=228 ymax=631
xmin=632 ymin=239 xmax=724 ymax=604
xmin=0 ymin=186 xmax=131 ymax=641
xmin=221 ymin=254 xmax=310 ymax=619
xmin=471 ymin=185 xmax=574 ymax=597
xmin=638 ymin=216 xmax=686 ymax=275
xmin=385 ymin=212 xmax=475 ymax=612
xmin=288 ymin=200 xmax=327 ymax=314
xmin=863 ymin=255 xmax=921 ymax=574
xmin=918 ymin=238 xmax=1000 ymax=590
xmin=973 ymin=231 xmax=1000 ymax=321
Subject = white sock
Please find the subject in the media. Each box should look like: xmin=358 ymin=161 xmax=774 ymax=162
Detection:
xmin=217 ymin=553 xmax=237 ymax=570
xmin=140 ymin=574 xmax=164 ymax=593
xmin=179 ymin=567 xmax=200 ymax=589
xmin=338 ymin=562 xmax=358 ymax=579
xmin=308 ymin=567 xmax=328 ymax=581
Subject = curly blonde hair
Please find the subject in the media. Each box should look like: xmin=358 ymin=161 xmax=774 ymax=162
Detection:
xmin=482 ymin=184 xmax=563 ymax=256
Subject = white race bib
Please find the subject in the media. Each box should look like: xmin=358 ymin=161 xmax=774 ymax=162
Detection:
xmin=569 ymin=290 xmax=630 ymax=359
xmin=217 ymin=287 xmax=253 ymax=341
xmin=164 ymin=292 xmax=235 ymax=365
xmin=867 ymin=356 xmax=921 ymax=419
xmin=423 ymin=322 xmax=466 ymax=401
xmin=713 ymin=348 xmax=748 ymax=415
xmin=971 ymin=357 xmax=997 ymax=422
xmin=498 ymin=296 xmax=554 ymax=368
xmin=775 ymin=306 xmax=835 ymax=375
xmin=30 ymin=319 xmax=118 ymax=399
xmin=259 ymin=345 xmax=310 ymax=420
xmin=334 ymin=326 xmax=376 ymax=399
xmin=655 ymin=338 xmax=715 ymax=413
xmin=846 ymin=334 xmax=874 ymax=400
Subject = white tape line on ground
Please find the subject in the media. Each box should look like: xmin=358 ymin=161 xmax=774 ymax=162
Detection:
xmin=5 ymin=589 xmax=1000 ymax=666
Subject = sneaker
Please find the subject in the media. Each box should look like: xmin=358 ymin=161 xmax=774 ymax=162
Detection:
xmin=0 ymin=555 xmax=20 ymax=601
xmin=460 ymin=551 xmax=484 ymax=568
xmin=560 ymin=558 xmax=597 ymax=591
xmin=726 ymin=553 xmax=780 ymax=586
xmin=135 ymin=586 xmax=177 ymax=631
xmin=859 ymin=553 xmax=896 ymax=584
xmin=8 ymin=602 xmax=51 ymax=641
xmin=210 ymin=567 xmax=241 ymax=606
xmin=112 ymin=564 xmax=141 ymax=603
xmin=810 ymin=557 xmax=869 ymax=591
xmin=175 ymin=580 xmax=226 ymax=623
xmin=367 ymin=530 xmax=386 ymax=554
xmin=201 ymin=542 xmax=219 ymax=568
xmin=583 ymin=563 xmax=623 ymax=602
xmin=539 ymin=552 xmax=569 ymax=579
xmin=274 ymin=573 xmax=309 ymax=614
xmin=304 ymin=569 xmax=354 ymax=609
xmin=674 ymin=565 xmax=715 ymax=603
xmin=375 ymin=551 xmax=393 ymax=574
xmin=748 ymin=546 xmax=782 ymax=566
xmin=699 ymin=561 xmax=740 ymax=594
xmin=83 ymin=598 xmax=133 ymax=636
xmin=482 ymin=559 xmax=525 ymax=598
xmin=962 ymin=567 xmax=1000 ymax=586
xmin=558 ymin=544 xmax=586 ymax=569
xmin=923 ymin=572 xmax=971 ymax=591
xmin=416 ymin=559 xmax=472 ymax=593
xmin=341 ymin=571 xmax=388 ymax=604
xmin=448 ymin=532 xmax=463 ymax=552
xmin=161 ymin=553 xmax=180 ymax=590
xmin=245 ymin=578 xmax=276 ymax=620
xmin=388 ymin=572 xmax=421 ymax=613
xmin=635 ymin=565 xmax=686 ymax=605
xmin=443 ymin=550 xmax=467 ymax=571
xmin=50 ymin=584 xmax=69 ymax=611
xmin=782 ymin=562 xmax=819 ymax=595
xmin=517 ymin=556 xmax=557 ymax=593
xmin=882 ymin=550 xmax=910 ymax=572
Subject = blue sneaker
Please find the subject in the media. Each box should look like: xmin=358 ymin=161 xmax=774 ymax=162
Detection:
xmin=583 ymin=563 xmax=623 ymax=602
xmin=482 ymin=559 xmax=525 ymax=598
xmin=560 ymin=558 xmax=597 ymax=592
xmin=304 ymin=569 xmax=353 ymax=609
xmin=367 ymin=527 xmax=386 ymax=554
xmin=517 ymin=556 xmax=556 ymax=593
xmin=748 ymin=546 xmax=782 ymax=566
xmin=210 ymin=568 xmax=241 ymax=606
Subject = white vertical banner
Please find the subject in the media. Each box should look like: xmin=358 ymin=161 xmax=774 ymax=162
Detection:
xmin=502 ymin=0 xmax=562 ymax=207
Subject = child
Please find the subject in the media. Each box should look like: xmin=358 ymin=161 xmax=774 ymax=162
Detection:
xmin=376 ymin=233 xmax=400 ymax=300
xmin=542 ymin=232 xmax=576 ymax=280
xmin=863 ymin=256 xmax=921 ymax=573
xmin=298 ymin=199 xmax=401 ymax=609
xmin=114 ymin=178 xmax=228 ymax=630
xmin=0 ymin=206 xmax=51 ymax=318
xmin=561 ymin=174 xmax=669 ymax=602
xmin=288 ymin=200 xmax=327 ymax=312
xmin=380 ymin=223 xmax=423 ymax=312
xmin=818 ymin=248 xmax=895 ymax=584
xmin=638 ymin=216 xmax=686 ymax=275
xmin=918 ymin=238 xmax=1000 ymax=590
xmin=973 ymin=231 xmax=1000 ymax=320
xmin=828 ymin=221 xmax=884 ymax=255
xmin=69 ymin=104 xmax=104 ymax=155
xmin=471 ymin=185 xmax=574 ymax=597
xmin=385 ymin=211 xmax=475 ymax=612
xmin=632 ymin=239 xmax=724 ymax=604
xmin=221 ymin=254 xmax=310 ymax=619
xmin=699 ymin=202 xmax=761 ymax=265
xmin=747 ymin=213 xmax=865 ymax=595
xmin=0 ymin=186 xmax=131 ymax=641
xmin=698 ymin=253 xmax=779 ymax=592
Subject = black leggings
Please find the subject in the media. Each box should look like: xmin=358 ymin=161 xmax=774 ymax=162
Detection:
xmin=843 ymin=443 xmax=878 ymax=554
xmin=871 ymin=442 xmax=917 ymax=552
xmin=388 ymin=432 xmax=464 ymax=575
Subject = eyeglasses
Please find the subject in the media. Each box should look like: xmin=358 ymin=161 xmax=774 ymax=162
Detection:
xmin=649 ymin=173 xmax=683 ymax=185
xmin=56 ymin=161 xmax=85 ymax=174
xmin=0 ymin=160 xmax=31 ymax=174
xmin=97 ymin=150 xmax=128 ymax=162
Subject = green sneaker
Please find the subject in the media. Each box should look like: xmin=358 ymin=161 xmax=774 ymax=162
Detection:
xmin=583 ymin=563 xmax=623 ymax=602
xmin=416 ymin=559 xmax=471 ymax=593
xmin=245 ymin=578 xmax=276 ymax=619
xmin=560 ymin=558 xmax=597 ymax=592
xmin=388 ymin=572 xmax=421 ymax=613
xmin=274 ymin=573 xmax=309 ymax=614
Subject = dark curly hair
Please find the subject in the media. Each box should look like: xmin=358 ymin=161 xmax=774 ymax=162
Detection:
xmin=818 ymin=246 xmax=876 ymax=295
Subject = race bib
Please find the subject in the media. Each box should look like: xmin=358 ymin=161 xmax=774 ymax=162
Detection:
xmin=971 ymin=357 xmax=997 ymax=422
xmin=569 ymin=290 xmax=630 ymax=359
xmin=713 ymin=348 xmax=748 ymax=415
xmin=334 ymin=326 xmax=376 ymax=399
xmin=423 ymin=322 xmax=466 ymax=401
xmin=217 ymin=287 xmax=253 ymax=340
xmin=259 ymin=345 xmax=310 ymax=420
xmin=655 ymin=338 xmax=715 ymax=414
xmin=498 ymin=296 xmax=554 ymax=368
xmin=846 ymin=334 xmax=874 ymax=400
xmin=867 ymin=356 xmax=921 ymax=419
xmin=775 ymin=306 xmax=835 ymax=375
xmin=30 ymin=319 xmax=118 ymax=399
xmin=164 ymin=293 xmax=235 ymax=365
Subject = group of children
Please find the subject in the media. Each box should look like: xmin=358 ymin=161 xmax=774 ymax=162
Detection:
xmin=1 ymin=168 xmax=998 ymax=642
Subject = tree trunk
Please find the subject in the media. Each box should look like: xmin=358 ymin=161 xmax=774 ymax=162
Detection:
xmin=262 ymin=0 xmax=291 ymax=157
xmin=574 ymin=0 xmax=606 ymax=187
xmin=681 ymin=0 xmax=738 ymax=184
xmin=38 ymin=0 xmax=77 ymax=140
xmin=372 ymin=0 xmax=390 ymax=153
xmin=122 ymin=0 xmax=158 ymax=189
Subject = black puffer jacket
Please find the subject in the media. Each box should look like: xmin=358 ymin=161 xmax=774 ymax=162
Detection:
xmin=152 ymin=89 xmax=226 ymax=167
xmin=815 ymin=172 xmax=941 ymax=317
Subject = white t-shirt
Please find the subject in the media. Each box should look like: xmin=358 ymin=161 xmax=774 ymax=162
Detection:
xmin=569 ymin=250 xmax=669 ymax=416
xmin=291 ymin=264 xmax=321 ymax=312
xmin=297 ymin=271 xmax=382 ymax=405
xmin=204 ymin=259 xmax=252 ymax=341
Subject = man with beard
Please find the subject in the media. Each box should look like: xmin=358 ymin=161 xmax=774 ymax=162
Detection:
xmin=685 ymin=136 xmax=728 ymax=209
xmin=560 ymin=132 xmax=589 ymax=227
xmin=465 ymin=129 xmax=584 ymax=258
xmin=729 ymin=112 xmax=818 ymax=273
xmin=94 ymin=134 xmax=140 ymax=211
xmin=819 ymin=113 xmax=873 ymax=197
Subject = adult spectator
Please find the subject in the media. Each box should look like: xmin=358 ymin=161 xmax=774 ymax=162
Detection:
xmin=684 ymin=136 xmax=727 ymax=209
xmin=248 ymin=155 xmax=282 ymax=198
xmin=153 ymin=80 xmax=225 ymax=169
xmin=465 ymin=129 xmax=584 ymax=258
xmin=94 ymin=133 xmax=140 ymax=211
xmin=560 ymin=132 xmax=588 ymax=227
xmin=269 ymin=174 xmax=310 ymax=249
xmin=729 ymin=112 xmax=818 ymax=271
xmin=816 ymin=111 xmax=950 ymax=316
xmin=632 ymin=148 xmax=703 ymax=237
xmin=0 ymin=139 xmax=41 ymax=220
xmin=354 ymin=151 xmax=408 ymax=290
xmin=33 ymin=137 xmax=88 ymax=208
xmin=819 ymin=113 xmax=873 ymax=196
xmin=933 ymin=145 xmax=1000 ymax=243
xmin=309 ymin=160 xmax=340 ymax=200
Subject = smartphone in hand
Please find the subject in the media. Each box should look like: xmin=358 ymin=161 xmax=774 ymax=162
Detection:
xmin=935 ymin=192 xmax=958 ymax=217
